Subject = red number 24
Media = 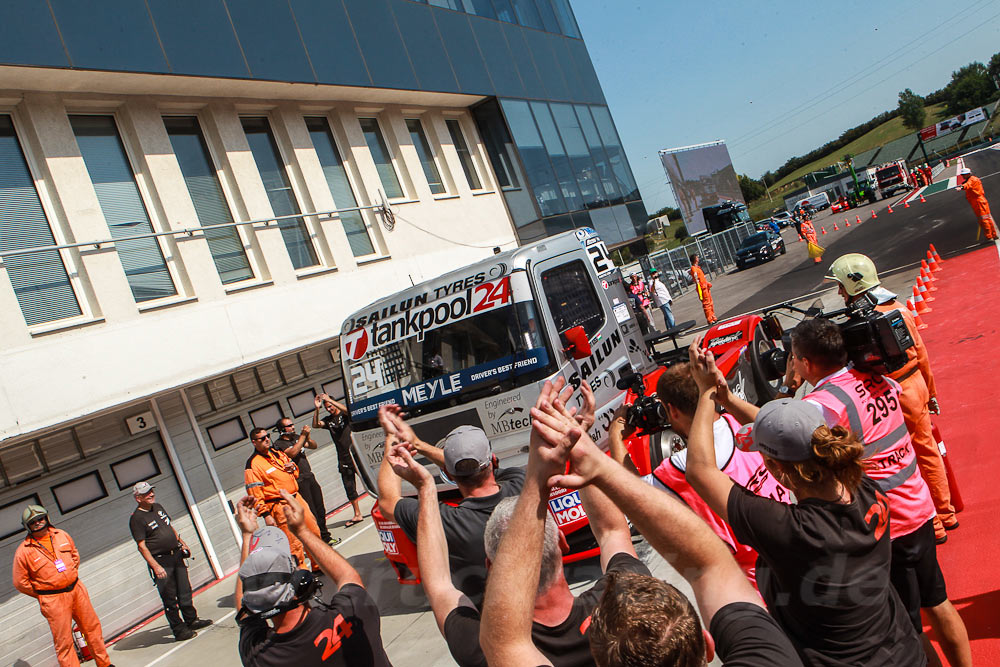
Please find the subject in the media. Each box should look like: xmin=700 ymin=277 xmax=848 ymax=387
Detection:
xmin=313 ymin=615 xmax=354 ymax=661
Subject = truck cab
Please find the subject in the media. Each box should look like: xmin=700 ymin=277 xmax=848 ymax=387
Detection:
xmin=340 ymin=228 xmax=655 ymax=576
xmin=875 ymin=160 xmax=912 ymax=198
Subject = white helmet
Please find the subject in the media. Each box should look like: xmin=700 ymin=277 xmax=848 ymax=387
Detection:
xmin=825 ymin=253 xmax=880 ymax=296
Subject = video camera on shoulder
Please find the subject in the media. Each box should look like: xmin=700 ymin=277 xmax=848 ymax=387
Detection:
xmin=616 ymin=370 xmax=670 ymax=436
xmin=839 ymin=294 xmax=914 ymax=375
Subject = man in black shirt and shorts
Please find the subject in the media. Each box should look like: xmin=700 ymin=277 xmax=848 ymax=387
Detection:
xmin=314 ymin=394 xmax=365 ymax=528
xmin=129 ymin=482 xmax=212 ymax=641
xmin=272 ymin=417 xmax=337 ymax=546
xmin=234 ymin=491 xmax=392 ymax=667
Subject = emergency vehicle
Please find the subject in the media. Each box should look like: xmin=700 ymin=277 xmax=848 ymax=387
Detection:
xmin=874 ymin=160 xmax=913 ymax=198
xmin=341 ymin=228 xmax=788 ymax=583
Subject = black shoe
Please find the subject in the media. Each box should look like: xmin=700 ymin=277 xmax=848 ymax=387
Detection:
xmin=175 ymin=626 xmax=196 ymax=641
xmin=935 ymin=533 xmax=948 ymax=545
xmin=189 ymin=618 xmax=213 ymax=630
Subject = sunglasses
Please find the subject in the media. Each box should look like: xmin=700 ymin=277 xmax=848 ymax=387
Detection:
xmin=251 ymin=435 xmax=270 ymax=442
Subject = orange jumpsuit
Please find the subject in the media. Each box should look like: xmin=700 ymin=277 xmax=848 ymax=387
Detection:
xmin=961 ymin=174 xmax=997 ymax=240
xmin=244 ymin=447 xmax=321 ymax=566
xmin=876 ymin=302 xmax=956 ymax=539
xmin=690 ymin=263 xmax=716 ymax=324
xmin=12 ymin=528 xmax=112 ymax=667
xmin=800 ymin=220 xmax=821 ymax=263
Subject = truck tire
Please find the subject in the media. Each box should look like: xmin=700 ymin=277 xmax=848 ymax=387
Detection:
xmin=749 ymin=324 xmax=783 ymax=404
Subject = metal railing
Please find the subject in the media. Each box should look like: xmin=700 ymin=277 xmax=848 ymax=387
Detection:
xmin=0 ymin=201 xmax=393 ymax=260
xmin=625 ymin=220 xmax=757 ymax=297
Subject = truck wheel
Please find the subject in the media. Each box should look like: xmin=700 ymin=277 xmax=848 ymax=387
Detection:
xmin=749 ymin=324 xmax=783 ymax=404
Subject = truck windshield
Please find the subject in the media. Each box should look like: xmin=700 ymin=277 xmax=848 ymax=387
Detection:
xmin=341 ymin=277 xmax=552 ymax=423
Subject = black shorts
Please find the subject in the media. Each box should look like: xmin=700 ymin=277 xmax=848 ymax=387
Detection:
xmin=889 ymin=519 xmax=948 ymax=630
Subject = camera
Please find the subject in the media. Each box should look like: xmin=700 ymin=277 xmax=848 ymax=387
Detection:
xmin=838 ymin=294 xmax=913 ymax=374
xmin=616 ymin=370 xmax=670 ymax=436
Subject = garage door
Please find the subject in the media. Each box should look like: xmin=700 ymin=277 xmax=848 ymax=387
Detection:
xmin=0 ymin=413 xmax=211 ymax=667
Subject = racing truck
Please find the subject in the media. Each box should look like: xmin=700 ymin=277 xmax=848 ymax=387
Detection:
xmin=874 ymin=160 xmax=913 ymax=198
xmin=340 ymin=228 xmax=789 ymax=584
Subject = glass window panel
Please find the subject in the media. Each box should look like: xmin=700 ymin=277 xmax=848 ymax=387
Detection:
xmin=111 ymin=450 xmax=161 ymax=490
xmin=1 ymin=495 xmax=41 ymax=540
xmin=460 ymin=0 xmax=496 ymax=18
xmin=446 ymin=119 xmax=482 ymax=190
xmin=541 ymin=259 xmax=604 ymax=338
xmin=164 ymin=117 xmax=253 ymax=284
xmin=589 ymin=106 xmax=639 ymax=200
xmin=304 ymin=117 xmax=375 ymax=257
xmin=573 ymin=104 xmax=622 ymax=204
xmin=207 ymin=417 xmax=246 ymax=450
xmin=433 ymin=10 xmax=492 ymax=91
xmin=501 ymin=23 xmax=545 ymax=97
xmin=224 ymin=0 xmax=313 ymax=82
xmin=405 ymin=119 xmax=446 ymax=195
xmin=0 ymin=116 xmax=82 ymax=325
xmin=359 ymin=118 xmax=404 ymax=199
xmin=533 ymin=0 xmax=561 ymax=33
xmin=288 ymin=389 xmax=317 ymax=417
xmin=249 ymin=402 xmax=283 ymax=429
xmin=469 ymin=18 xmax=525 ymax=97
xmin=241 ymin=117 xmax=318 ymax=269
xmin=550 ymin=0 xmax=581 ymax=38
xmin=343 ymin=0 xmax=417 ymax=91
xmin=48 ymin=0 xmax=167 ymax=73
xmin=500 ymin=99 xmax=565 ymax=216
xmin=0 ymin=441 xmax=44 ymax=484
xmin=428 ymin=0 xmax=461 ymax=8
xmin=146 ymin=0 xmax=249 ymax=78
xmin=529 ymin=102 xmax=582 ymax=211
xmin=510 ymin=0 xmax=543 ymax=28
xmin=51 ymin=471 xmax=107 ymax=514
xmin=471 ymin=101 xmax=520 ymax=190
xmin=550 ymin=103 xmax=604 ymax=209
xmin=290 ymin=0 xmax=371 ymax=87
xmin=492 ymin=0 xmax=517 ymax=23
xmin=391 ymin=1 xmax=459 ymax=93
xmin=71 ymin=115 xmax=177 ymax=303
xmin=321 ymin=380 xmax=346 ymax=401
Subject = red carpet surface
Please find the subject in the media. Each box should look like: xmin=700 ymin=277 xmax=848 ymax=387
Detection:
xmin=917 ymin=245 xmax=1000 ymax=664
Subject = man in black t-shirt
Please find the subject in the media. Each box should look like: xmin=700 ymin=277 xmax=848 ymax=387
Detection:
xmin=129 ymin=482 xmax=212 ymax=641
xmin=234 ymin=491 xmax=392 ymax=667
xmin=479 ymin=378 xmax=803 ymax=667
xmin=271 ymin=417 xmax=337 ymax=546
xmin=313 ymin=395 xmax=365 ymax=528
xmin=377 ymin=406 xmax=524 ymax=605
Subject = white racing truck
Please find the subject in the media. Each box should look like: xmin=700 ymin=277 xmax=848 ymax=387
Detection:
xmin=338 ymin=228 xmax=661 ymax=582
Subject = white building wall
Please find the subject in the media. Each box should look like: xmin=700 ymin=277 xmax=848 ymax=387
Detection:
xmin=0 ymin=87 xmax=518 ymax=442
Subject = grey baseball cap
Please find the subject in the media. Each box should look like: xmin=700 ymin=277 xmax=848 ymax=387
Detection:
xmin=133 ymin=481 xmax=154 ymax=495
xmin=443 ymin=425 xmax=492 ymax=478
xmin=238 ymin=527 xmax=296 ymax=615
xmin=738 ymin=398 xmax=825 ymax=462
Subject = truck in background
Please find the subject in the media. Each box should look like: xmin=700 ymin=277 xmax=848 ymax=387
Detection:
xmin=701 ymin=200 xmax=751 ymax=234
xmin=794 ymin=192 xmax=831 ymax=212
xmin=874 ymin=159 xmax=912 ymax=198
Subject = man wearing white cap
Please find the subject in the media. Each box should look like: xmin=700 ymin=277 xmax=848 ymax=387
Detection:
xmin=234 ymin=493 xmax=391 ymax=666
xmin=129 ymin=481 xmax=212 ymax=641
xmin=376 ymin=406 xmax=525 ymax=605
xmin=957 ymin=166 xmax=997 ymax=241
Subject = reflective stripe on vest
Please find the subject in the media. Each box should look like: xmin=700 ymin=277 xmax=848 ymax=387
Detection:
xmin=876 ymin=458 xmax=918 ymax=493
xmin=812 ymin=382 xmax=908 ymax=458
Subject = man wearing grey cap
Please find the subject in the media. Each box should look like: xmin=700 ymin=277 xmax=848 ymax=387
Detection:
xmin=234 ymin=492 xmax=391 ymax=666
xmin=376 ymin=405 xmax=525 ymax=605
xmin=128 ymin=481 xmax=212 ymax=641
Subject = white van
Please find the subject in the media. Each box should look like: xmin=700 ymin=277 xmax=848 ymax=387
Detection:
xmin=794 ymin=192 xmax=831 ymax=211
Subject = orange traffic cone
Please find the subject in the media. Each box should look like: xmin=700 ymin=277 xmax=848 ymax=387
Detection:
xmin=833 ymin=221 xmax=839 ymax=231
xmin=844 ymin=218 xmax=851 ymax=227
xmin=930 ymin=244 xmax=942 ymax=263
xmin=821 ymin=226 xmax=827 ymax=235
xmin=797 ymin=234 xmax=803 ymax=242
xmin=920 ymin=260 xmax=937 ymax=283
xmin=912 ymin=286 xmax=932 ymax=313
xmin=917 ymin=276 xmax=935 ymax=302
xmin=904 ymin=199 xmax=910 ymax=208
xmin=927 ymin=250 xmax=941 ymax=272
xmin=888 ymin=204 xmax=894 ymax=214
xmin=921 ymin=267 xmax=938 ymax=292
xmin=869 ymin=210 xmax=875 ymax=220
xmin=907 ymin=298 xmax=929 ymax=330
xmin=919 ymin=193 xmax=926 ymax=203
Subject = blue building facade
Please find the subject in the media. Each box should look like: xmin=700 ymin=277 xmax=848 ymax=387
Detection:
xmin=0 ymin=0 xmax=646 ymax=247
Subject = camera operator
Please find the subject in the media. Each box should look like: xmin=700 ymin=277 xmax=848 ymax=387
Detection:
xmin=234 ymin=492 xmax=392 ymax=666
xmin=129 ymin=482 xmax=212 ymax=641
xmin=826 ymin=253 xmax=957 ymax=543
xmin=608 ymin=363 xmax=790 ymax=583
xmin=721 ymin=320 xmax=970 ymax=666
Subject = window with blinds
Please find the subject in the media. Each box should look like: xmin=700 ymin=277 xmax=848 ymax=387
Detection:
xmin=405 ymin=119 xmax=446 ymax=195
xmin=304 ymin=117 xmax=375 ymax=258
xmin=70 ymin=115 xmax=177 ymax=303
xmin=446 ymin=119 xmax=483 ymax=190
xmin=164 ymin=117 xmax=253 ymax=284
xmin=240 ymin=117 xmax=318 ymax=270
xmin=0 ymin=115 xmax=82 ymax=326
xmin=359 ymin=118 xmax=404 ymax=199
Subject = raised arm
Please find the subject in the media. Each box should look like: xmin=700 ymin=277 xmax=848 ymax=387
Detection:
xmin=280 ymin=489 xmax=363 ymax=589
xmin=579 ymin=482 xmax=636 ymax=571
xmin=234 ymin=496 xmax=260 ymax=611
xmin=387 ymin=444 xmax=473 ymax=633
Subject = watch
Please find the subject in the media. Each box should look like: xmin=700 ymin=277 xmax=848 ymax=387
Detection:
xmin=778 ymin=384 xmax=791 ymax=395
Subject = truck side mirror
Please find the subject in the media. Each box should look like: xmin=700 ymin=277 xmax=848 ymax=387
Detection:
xmin=561 ymin=326 xmax=592 ymax=360
xmin=761 ymin=314 xmax=783 ymax=340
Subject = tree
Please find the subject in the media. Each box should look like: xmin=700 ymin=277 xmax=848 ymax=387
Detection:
xmin=738 ymin=174 xmax=766 ymax=203
xmin=674 ymin=224 xmax=689 ymax=241
xmin=648 ymin=205 xmax=679 ymax=221
xmin=945 ymin=62 xmax=995 ymax=114
xmin=989 ymin=51 xmax=1000 ymax=89
xmin=897 ymin=89 xmax=926 ymax=131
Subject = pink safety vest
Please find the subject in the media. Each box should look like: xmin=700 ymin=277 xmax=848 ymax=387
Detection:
xmin=652 ymin=414 xmax=792 ymax=581
xmin=807 ymin=368 xmax=934 ymax=539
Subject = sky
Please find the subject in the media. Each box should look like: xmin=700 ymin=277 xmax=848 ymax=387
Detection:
xmin=572 ymin=0 xmax=1000 ymax=214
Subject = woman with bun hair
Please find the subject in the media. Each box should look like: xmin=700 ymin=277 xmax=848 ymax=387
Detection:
xmin=682 ymin=336 xmax=926 ymax=666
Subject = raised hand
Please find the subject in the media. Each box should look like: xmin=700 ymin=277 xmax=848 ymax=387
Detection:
xmin=278 ymin=489 xmax=304 ymax=533
xmin=235 ymin=496 xmax=259 ymax=534
xmin=532 ymin=399 xmax=605 ymax=490
xmin=576 ymin=380 xmax=596 ymax=431
xmin=386 ymin=443 xmax=434 ymax=488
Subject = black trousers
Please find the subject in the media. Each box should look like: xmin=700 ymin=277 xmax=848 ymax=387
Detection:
xmin=298 ymin=474 xmax=331 ymax=541
xmin=152 ymin=550 xmax=197 ymax=635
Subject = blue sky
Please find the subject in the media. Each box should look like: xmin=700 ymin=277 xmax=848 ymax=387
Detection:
xmin=573 ymin=0 xmax=1000 ymax=213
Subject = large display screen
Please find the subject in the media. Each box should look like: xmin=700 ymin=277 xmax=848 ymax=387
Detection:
xmin=659 ymin=141 xmax=744 ymax=235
